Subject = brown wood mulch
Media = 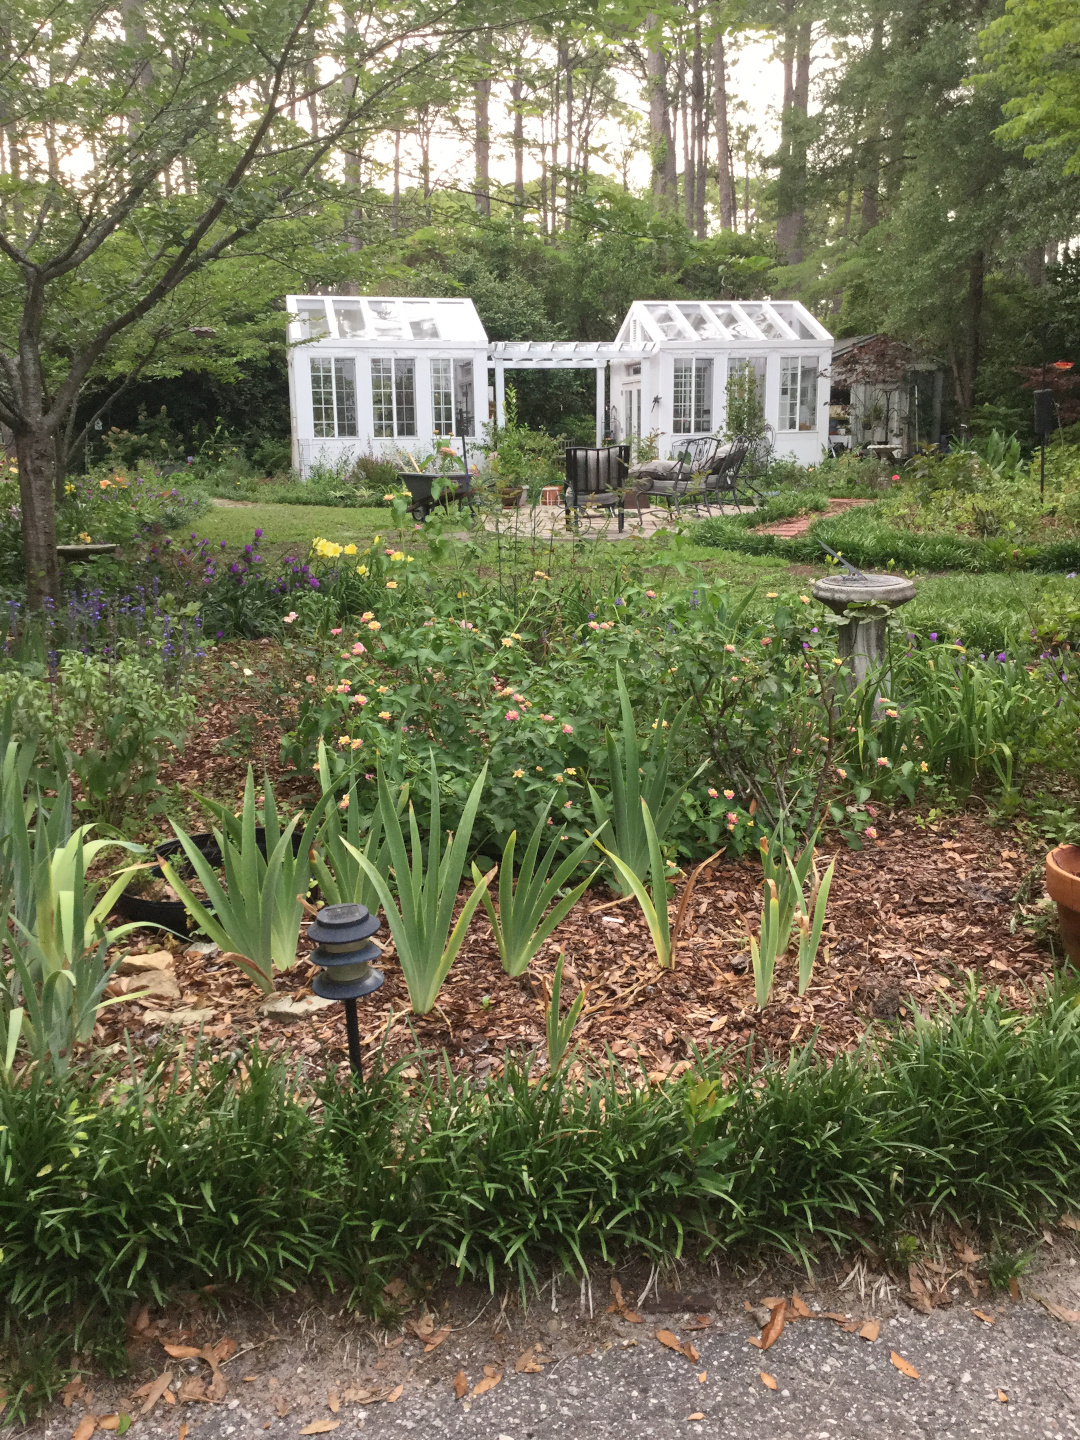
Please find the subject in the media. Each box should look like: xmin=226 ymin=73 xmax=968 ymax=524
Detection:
xmin=102 ymin=805 xmax=1052 ymax=1084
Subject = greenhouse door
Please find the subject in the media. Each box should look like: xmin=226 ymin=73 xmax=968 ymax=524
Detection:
xmin=621 ymin=382 xmax=641 ymax=443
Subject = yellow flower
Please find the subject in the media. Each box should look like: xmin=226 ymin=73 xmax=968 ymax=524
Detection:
xmin=390 ymin=550 xmax=405 ymax=562
xmin=920 ymin=761 xmax=929 ymax=772
xmin=77 ymin=532 xmax=92 ymax=543
xmin=99 ymin=478 xmax=111 ymax=489
xmin=361 ymin=611 xmax=374 ymax=621
xmin=406 ymin=556 xmax=415 ymax=563
xmin=513 ymin=768 xmax=525 ymax=779
xmin=367 ymin=620 xmax=381 ymax=632
xmin=535 ymin=766 xmax=544 ymax=772
xmin=377 ymin=685 xmax=389 ymax=694
xmin=766 ymin=591 xmax=779 ymax=598
xmin=338 ymin=734 xmax=351 ymax=746
xmin=65 ymin=483 xmax=76 ymax=494
xmin=343 ymin=544 xmax=357 ymax=556
xmin=832 ymin=657 xmax=844 ymax=666
xmin=356 ymin=565 xmax=368 ymax=576
xmin=383 ymin=493 xmax=396 ymax=500
xmin=565 ymin=767 xmax=577 ymax=775
xmin=553 ymin=773 xmax=565 ymax=783
xmin=501 ymin=637 xmax=514 ymax=647
xmin=534 ymin=570 xmax=549 ymax=580
xmin=511 ymin=632 xmax=522 ymax=640
xmin=385 ymin=580 xmax=398 ymax=589
xmin=378 ymin=710 xmax=391 ymax=720
xmin=799 ymin=595 xmax=810 ymax=604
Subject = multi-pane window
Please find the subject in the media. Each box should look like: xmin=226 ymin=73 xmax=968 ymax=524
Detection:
xmin=453 ymin=360 xmax=474 ymax=436
xmin=672 ymin=358 xmax=713 ymax=434
xmin=310 ymin=358 xmax=357 ymax=438
xmin=779 ymin=356 xmax=820 ymax=431
xmin=371 ymin=358 xmax=417 ymax=438
xmin=431 ymin=359 xmax=454 ymax=435
xmin=430 ymin=359 xmax=474 ymax=437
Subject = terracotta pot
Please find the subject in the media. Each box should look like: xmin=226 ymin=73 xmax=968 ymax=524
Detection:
xmin=1046 ymin=845 xmax=1080 ymax=964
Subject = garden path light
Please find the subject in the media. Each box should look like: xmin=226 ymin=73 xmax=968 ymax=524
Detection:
xmin=306 ymin=902 xmax=384 ymax=1078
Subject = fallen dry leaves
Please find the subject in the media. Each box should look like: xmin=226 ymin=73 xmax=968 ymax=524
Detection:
xmin=470 ymin=1366 xmax=502 ymax=1398
xmin=326 ymin=1390 xmax=340 ymax=1414
xmin=299 ymin=1420 xmax=339 ymax=1434
xmin=890 ymin=1352 xmax=919 ymax=1379
xmin=423 ymin=1327 xmax=451 ymax=1353
xmin=686 ymin=1413 xmax=705 ymax=1421
xmin=752 ymin=1302 xmax=786 ymax=1352
xmin=971 ymin=1309 xmax=995 ymax=1325
xmin=132 ymin=1371 xmax=174 ymax=1417
xmin=997 ymin=1389 xmax=1009 ymax=1403
xmin=607 ymin=1278 xmax=643 ymax=1324
xmin=452 ymin=1372 xmax=468 ymax=1400
xmin=858 ymin=1321 xmax=880 ymax=1343
xmin=656 ymin=1330 xmax=699 ymax=1363
xmin=760 ymin=1372 xmax=777 ymax=1390
xmin=790 ymin=1291 xmax=811 ymax=1319
xmin=385 ymin=1385 xmax=404 ymax=1403
xmin=72 ymin=1418 xmax=96 ymax=1440
xmin=1034 ymin=1294 xmax=1080 ymax=1325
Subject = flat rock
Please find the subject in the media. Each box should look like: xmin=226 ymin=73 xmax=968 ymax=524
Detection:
xmin=184 ymin=941 xmax=220 ymax=960
xmin=117 ymin=949 xmax=175 ymax=975
xmin=142 ymin=1007 xmax=216 ymax=1027
xmin=129 ymin=970 xmax=182 ymax=1000
xmin=258 ymin=994 xmax=336 ymax=1021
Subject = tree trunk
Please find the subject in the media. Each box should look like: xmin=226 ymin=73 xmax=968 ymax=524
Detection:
xmin=957 ymin=251 xmax=985 ymax=414
xmin=711 ymin=34 xmax=735 ymax=230
xmin=693 ymin=33 xmax=707 ymax=238
xmin=474 ymin=48 xmax=492 ymax=217
xmin=16 ymin=425 xmax=60 ymax=608
xmin=562 ymin=41 xmax=573 ymax=231
xmin=775 ymin=4 xmax=811 ymax=268
xmin=646 ymin=16 xmax=673 ymax=208
xmin=511 ymin=72 xmax=525 ymax=207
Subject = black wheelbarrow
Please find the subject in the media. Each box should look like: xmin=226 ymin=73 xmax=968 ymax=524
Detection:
xmin=397 ymin=471 xmax=474 ymax=522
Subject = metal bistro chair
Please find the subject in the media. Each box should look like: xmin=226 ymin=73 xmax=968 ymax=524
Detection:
xmin=563 ymin=444 xmax=634 ymax=531
xmin=631 ymin=435 xmax=753 ymax=518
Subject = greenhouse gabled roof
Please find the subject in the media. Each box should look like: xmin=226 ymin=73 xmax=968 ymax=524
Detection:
xmin=286 ymin=296 xmax=487 ymax=344
xmin=617 ymin=299 xmax=833 ymax=345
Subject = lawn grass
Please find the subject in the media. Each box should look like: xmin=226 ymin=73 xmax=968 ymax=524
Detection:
xmin=179 ymin=501 xmax=816 ymax=595
xmin=189 ymin=500 xmax=391 ymax=550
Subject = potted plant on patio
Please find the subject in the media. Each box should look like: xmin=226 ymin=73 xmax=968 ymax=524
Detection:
xmin=1046 ymin=843 xmax=1080 ymax=964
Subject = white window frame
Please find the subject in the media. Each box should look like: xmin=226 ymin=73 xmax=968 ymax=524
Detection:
xmin=371 ymin=358 xmax=417 ymax=438
xmin=779 ymin=356 xmax=821 ymax=432
xmin=431 ymin=359 xmax=454 ymax=435
xmin=672 ymin=357 xmax=713 ymax=435
xmin=310 ymin=357 xmax=358 ymax=438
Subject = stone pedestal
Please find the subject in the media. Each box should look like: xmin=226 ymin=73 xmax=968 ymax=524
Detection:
xmin=811 ymin=573 xmax=916 ymax=694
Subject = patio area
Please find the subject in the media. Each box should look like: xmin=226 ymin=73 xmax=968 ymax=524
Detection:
xmin=479 ymin=499 xmax=756 ymax=541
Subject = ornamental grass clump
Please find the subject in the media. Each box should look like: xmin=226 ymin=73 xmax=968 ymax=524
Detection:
xmin=161 ymin=768 xmax=331 ymax=992
xmin=356 ymin=757 xmax=491 ymax=1013
xmin=474 ymin=798 xmax=600 ymax=978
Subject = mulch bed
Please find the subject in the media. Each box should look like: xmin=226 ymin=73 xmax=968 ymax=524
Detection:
xmin=102 ymin=803 xmax=1053 ymax=1082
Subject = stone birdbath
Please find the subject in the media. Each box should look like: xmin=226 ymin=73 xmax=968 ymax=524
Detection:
xmin=811 ymin=567 xmax=915 ymax=695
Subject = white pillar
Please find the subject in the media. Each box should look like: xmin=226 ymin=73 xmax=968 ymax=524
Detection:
xmin=495 ymin=362 xmax=506 ymax=431
xmin=595 ymin=363 xmax=606 ymax=447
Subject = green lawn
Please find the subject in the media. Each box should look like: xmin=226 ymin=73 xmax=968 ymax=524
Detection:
xmin=189 ymin=501 xmax=392 ymax=550
xmin=181 ymin=499 xmax=816 ymax=594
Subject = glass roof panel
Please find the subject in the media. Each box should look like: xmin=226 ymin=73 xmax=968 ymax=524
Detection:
xmin=365 ymin=299 xmax=406 ymax=337
xmin=737 ymin=302 xmax=793 ymax=340
xmin=705 ymin=302 xmax=766 ymax=338
xmin=293 ymin=299 xmax=329 ymax=340
xmin=403 ymin=300 xmax=440 ymax=339
xmin=644 ymin=304 xmax=690 ymax=340
xmin=332 ymin=300 xmax=365 ymax=338
xmin=769 ymin=302 xmax=819 ymax=339
xmin=677 ymin=303 xmax=725 ymax=338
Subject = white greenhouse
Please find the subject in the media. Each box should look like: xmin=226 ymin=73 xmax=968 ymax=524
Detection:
xmin=285 ymin=294 xmax=833 ymax=475
xmin=608 ymin=300 xmax=833 ymax=466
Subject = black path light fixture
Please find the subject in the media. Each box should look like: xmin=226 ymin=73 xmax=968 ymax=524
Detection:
xmin=306 ymin=903 xmax=384 ymax=1078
